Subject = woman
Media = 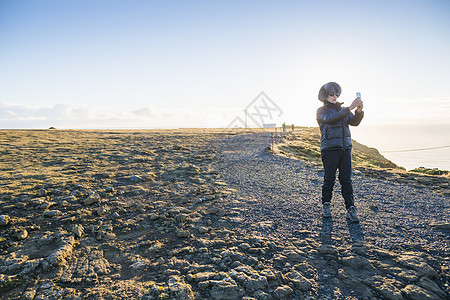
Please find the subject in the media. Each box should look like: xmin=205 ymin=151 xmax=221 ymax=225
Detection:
xmin=316 ymin=82 xmax=364 ymax=222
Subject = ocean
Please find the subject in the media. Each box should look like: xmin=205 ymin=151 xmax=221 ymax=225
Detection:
xmin=351 ymin=124 xmax=450 ymax=171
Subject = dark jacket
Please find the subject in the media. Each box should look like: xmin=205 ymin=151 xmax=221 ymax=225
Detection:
xmin=316 ymin=102 xmax=364 ymax=151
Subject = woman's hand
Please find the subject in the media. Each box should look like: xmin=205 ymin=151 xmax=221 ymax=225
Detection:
xmin=356 ymin=100 xmax=364 ymax=112
xmin=349 ymin=98 xmax=362 ymax=110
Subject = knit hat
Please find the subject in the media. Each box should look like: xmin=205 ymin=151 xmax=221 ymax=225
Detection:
xmin=318 ymin=82 xmax=341 ymax=102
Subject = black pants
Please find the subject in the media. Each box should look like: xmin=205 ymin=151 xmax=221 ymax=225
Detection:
xmin=321 ymin=148 xmax=355 ymax=209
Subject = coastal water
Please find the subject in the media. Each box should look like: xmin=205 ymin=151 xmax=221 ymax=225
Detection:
xmin=351 ymin=124 xmax=450 ymax=171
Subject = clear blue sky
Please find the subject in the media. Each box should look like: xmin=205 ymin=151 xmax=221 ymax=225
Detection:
xmin=1 ymin=0 xmax=449 ymax=129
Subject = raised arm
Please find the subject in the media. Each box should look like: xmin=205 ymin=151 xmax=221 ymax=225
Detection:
xmin=317 ymin=107 xmax=351 ymax=124
xmin=349 ymin=110 xmax=364 ymax=126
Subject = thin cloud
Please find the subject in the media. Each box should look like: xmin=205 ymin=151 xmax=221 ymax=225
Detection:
xmin=0 ymin=103 xmax=223 ymax=129
xmin=0 ymin=103 xmax=97 ymax=121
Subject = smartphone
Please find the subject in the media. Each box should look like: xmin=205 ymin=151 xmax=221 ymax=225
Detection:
xmin=356 ymin=92 xmax=362 ymax=111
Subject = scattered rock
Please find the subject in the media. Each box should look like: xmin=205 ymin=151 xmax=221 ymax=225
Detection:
xmin=38 ymin=188 xmax=47 ymax=197
xmin=157 ymin=257 xmax=165 ymax=264
xmin=96 ymin=206 xmax=106 ymax=216
xmin=130 ymin=259 xmax=148 ymax=270
xmin=84 ymin=193 xmax=100 ymax=205
xmin=272 ymin=285 xmax=293 ymax=299
xmin=129 ymin=175 xmax=143 ymax=182
xmin=177 ymin=229 xmax=190 ymax=238
xmin=243 ymin=274 xmax=268 ymax=292
xmin=319 ymin=244 xmax=337 ymax=256
xmin=285 ymin=270 xmax=312 ymax=291
xmin=168 ymin=276 xmax=195 ymax=299
xmin=21 ymin=289 xmax=37 ymax=300
xmin=341 ymin=255 xmax=372 ymax=270
xmin=17 ymin=230 xmax=28 ymax=240
xmin=210 ymin=278 xmax=243 ymax=300
xmin=43 ymin=210 xmax=62 ymax=217
xmin=205 ymin=195 xmax=215 ymax=201
xmin=0 ymin=215 xmax=10 ymax=226
xmin=194 ymin=272 xmax=216 ymax=282
xmin=207 ymin=206 xmax=221 ymax=215
xmin=60 ymin=248 xmax=115 ymax=283
xmin=43 ymin=234 xmax=76 ymax=270
xmin=71 ymin=225 xmax=84 ymax=238
xmin=197 ymin=226 xmax=210 ymax=234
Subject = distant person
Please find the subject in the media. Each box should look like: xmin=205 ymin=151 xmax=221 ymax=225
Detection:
xmin=316 ymin=82 xmax=364 ymax=222
xmin=282 ymin=122 xmax=286 ymax=133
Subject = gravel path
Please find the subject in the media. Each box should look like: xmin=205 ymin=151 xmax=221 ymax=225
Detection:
xmin=212 ymin=133 xmax=450 ymax=267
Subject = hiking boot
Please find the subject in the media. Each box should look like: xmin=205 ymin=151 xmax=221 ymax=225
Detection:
xmin=347 ymin=206 xmax=360 ymax=223
xmin=322 ymin=202 xmax=332 ymax=218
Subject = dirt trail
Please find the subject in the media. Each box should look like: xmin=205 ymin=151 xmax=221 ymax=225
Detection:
xmin=212 ymin=133 xmax=450 ymax=286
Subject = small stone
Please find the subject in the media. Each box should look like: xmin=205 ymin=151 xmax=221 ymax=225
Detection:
xmin=341 ymin=255 xmax=372 ymax=270
xmin=129 ymin=175 xmax=143 ymax=182
xmin=194 ymin=272 xmax=216 ymax=282
xmin=210 ymin=278 xmax=243 ymax=300
xmin=198 ymin=280 xmax=210 ymax=289
xmin=238 ymin=243 xmax=251 ymax=251
xmin=319 ymin=244 xmax=338 ymax=256
xmin=21 ymin=289 xmax=37 ymax=300
xmin=0 ymin=215 xmax=10 ymax=226
xmin=168 ymin=207 xmax=181 ymax=215
xmin=186 ymin=274 xmax=194 ymax=282
xmin=130 ymin=259 xmax=147 ymax=270
xmin=43 ymin=210 xmax=62 ymax=217
xmin=60 ymin=200 xmax=70 ymax=207
xmin=17 ymin=229 xmax=28 ymax=240
xmin=244 ymin=275 xmax=268 ymax=292
xmin=198 ymin=226 xmax=210 ymax=234
xmin=38 ymin=188 xmax=47 ymax=196
xmin=71 ymin=224 xmax=84 ymax=238
xmin=259 ymin=269 xmax=277 ymax=281
xmin=286 ymin=270 xmax=312 ymax=291
xmin=96 ymin=206 xmax=106 ymax=215
xmin=39 ymin=201 xmax=55 ymax=210
xmin=157 ymin=257 xmax=165 ymax=264
xmin=149 ymin=213 xmax=158 ymax=220
xmin=273 ymin=285 xmax=293 ymax=299
xmin=112 ymin=212 xmax=120 ymax=218
xmin=15 ymin=202 xmax=27 ymax=209
xmin=254 ymin=290 xmax=272 ymax=300
xmin=177 ymin=229 xmax=190 ymax=238
xmin=84 ymin=193 xmax=100 ymax=205
xmin=207 ymin=206 xmax=220 ymax=215
xmin=217 ymin=208 xmax=226 ymax=217
xmin=167 ymin=275 xmax=194 ymax=299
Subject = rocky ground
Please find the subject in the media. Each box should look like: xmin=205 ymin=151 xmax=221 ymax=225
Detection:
xmin=0 ymin=129 xmax=449 ymax=299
